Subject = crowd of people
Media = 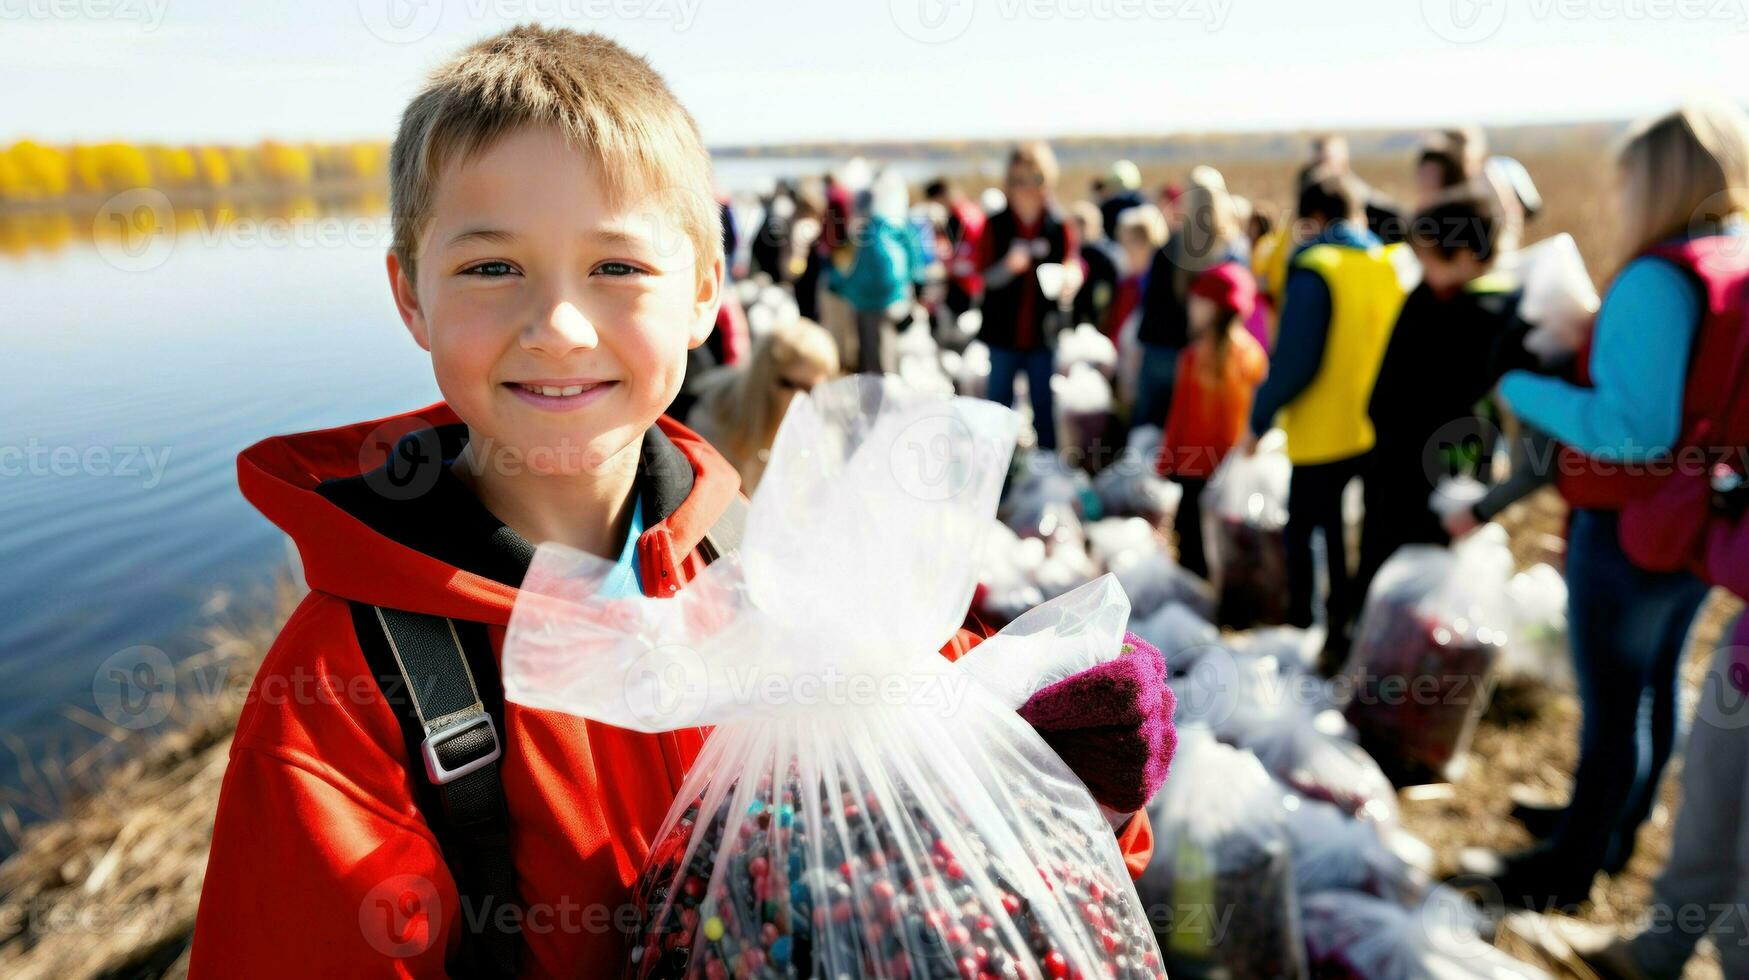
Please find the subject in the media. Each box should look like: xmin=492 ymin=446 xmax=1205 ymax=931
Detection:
xmin=677 ymin=103 xmax=1749 ymax=979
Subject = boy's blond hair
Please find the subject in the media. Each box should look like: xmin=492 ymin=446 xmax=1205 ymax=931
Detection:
xmin=389 ymin=25 xmax=721 ymax=284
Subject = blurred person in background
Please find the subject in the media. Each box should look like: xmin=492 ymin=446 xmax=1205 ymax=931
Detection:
xmin=687 ymin=317 xmax=840 ymax=493
xmin=926 ymin=176 xmax=986 ymax=322
xmin=1099 ymin=158 xmax=1146 ymax=239
xmin=750 ymin=179 xmax=796 ymax=285
xmin=1069 ymin=200 xmax=1120 ymax=332
xmin=1157 ymin=262 xmax=1268 ymax=578
xmin=1243 ymin=169 xmax=1405 ymax=662
xmin=978 ymin=140 xmax=1076 ymax=451
xmin=1131 ymin=168 xmax=1244 ymax=430
xmin=1108 ymin=203 xmax=1168 ymax=342
xmin=1465 ymin=100 xmax=1749 ymax=910
xmin=827 ymin=171 xmax=926 ymax=375
xmin=1354 ymin=192 xmax=1538 ymax=608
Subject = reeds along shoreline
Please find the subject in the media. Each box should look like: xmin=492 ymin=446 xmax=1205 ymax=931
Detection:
xmin=0 ymin=577 xmax=301 ymax=980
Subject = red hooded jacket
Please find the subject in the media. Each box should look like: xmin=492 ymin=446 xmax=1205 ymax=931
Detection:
xmin=190 ymin=403 xmax=1152 ymax=978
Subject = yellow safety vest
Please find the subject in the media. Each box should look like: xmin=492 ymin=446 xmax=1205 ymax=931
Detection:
xmin=1273 ymin=242 xmax=1407 ymax=465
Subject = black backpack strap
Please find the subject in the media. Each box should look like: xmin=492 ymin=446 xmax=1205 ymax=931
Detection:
xmin=354 ymin=604 xmax=520 ymax=979
xmin=696 ymin=493 xmax=748 ymax=563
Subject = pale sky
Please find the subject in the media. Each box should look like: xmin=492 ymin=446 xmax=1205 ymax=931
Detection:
xmin=5 ymin=0 xmax=1749 ymax=147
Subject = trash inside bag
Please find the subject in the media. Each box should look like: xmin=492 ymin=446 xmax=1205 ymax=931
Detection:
xmin=504 ymin=375 xmax=1165 ymax=979
xmin=1202 ymin=446 xmax=1291 ymax=628
xmin=1301 ymin=887 xmax=1550 ymax=979
xmin=1141 ymin=727 xmax=1306 ymax=980
xmin=1342 ymin=526 xmax=1514 ymax=784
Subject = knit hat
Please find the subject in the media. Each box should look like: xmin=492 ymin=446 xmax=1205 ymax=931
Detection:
xmin=1189 ymin=263 xmax=1257 ymax=320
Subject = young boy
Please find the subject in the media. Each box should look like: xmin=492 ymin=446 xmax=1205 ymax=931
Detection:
xmin=189 ymin=28 xmax=1161 ymax=977
xmin=1243 ymin=169 xmax=1406 ymax=661
xmin=1354 ymin=194 xmax=1539 ymax=605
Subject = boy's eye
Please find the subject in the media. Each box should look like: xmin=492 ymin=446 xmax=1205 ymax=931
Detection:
xmin=594 ymin=261 xmax=647 ymax=278
xmin=462 ymin=260 xmax=517 ymax=277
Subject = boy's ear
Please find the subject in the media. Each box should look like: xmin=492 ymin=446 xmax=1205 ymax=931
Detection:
xmin=386 ymin=251 xmax=431 ymax=351
xmin=686 ymin=254 xmax=726 ymax=350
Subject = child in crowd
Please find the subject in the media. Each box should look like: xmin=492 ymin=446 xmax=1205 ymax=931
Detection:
xmin=189 ymin=29 xmax=1164 ymax=976
xmin=1107 ymin=203 xmax=1167 ymax=341
xmin=977 ymin=141 xmax=1077 ymax=450
xmin=925 ymin=176 xmax=986 ymax=320
xmin=1070 ymin=200 xmax=1121 ymax=331
xmin=685 ymin=317 xmax=839 ymax=493
xmin=1244 ymin=169 xmax=1405 ymax=660
xmin=1157 ymin=263 xmax=1268 ymax=578
xmin=826 ymin=171 xmax=925 ymax=375
xmin=1354 ymin=193 xmax=1540 ymax=605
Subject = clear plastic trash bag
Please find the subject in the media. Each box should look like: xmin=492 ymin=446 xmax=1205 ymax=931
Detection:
xmin=1229 ymin=701 xmax=1399 ymax=824
xmin=1202 ymin=444 xmax=1292 ymax=628
xmin=1301 ymin=888 xmax=1551 ymax=980
xmin=1130 ymin=601 xmax=1218 ymax=667
xmin=1283 ymin=796 xmax=1422 ymax=900
xmin=1109 ymin=549 xmax=1216 ymax=623
xmin=1092 ymin=430 xmax=1182 ymax=530
xmin=1000 ymin=453 xmax=1094 ymax=535
xmin=1500 ymin=563 xmax=1572 ymax=689
xmin=1343 ymin=526 xmax=1514 ymax=784
xmin=1141 ymin=727 xmax=1306 ymax=980
xmin=503 ymin=375 xmax=1164 ymax=979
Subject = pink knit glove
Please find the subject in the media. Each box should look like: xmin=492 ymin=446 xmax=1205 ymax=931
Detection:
xmin=1017 ymin=632 xmax=1176 ymax=815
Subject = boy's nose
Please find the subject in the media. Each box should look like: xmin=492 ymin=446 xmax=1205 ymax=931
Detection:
xmin=523 ymin=301 xmax=599 ymax=353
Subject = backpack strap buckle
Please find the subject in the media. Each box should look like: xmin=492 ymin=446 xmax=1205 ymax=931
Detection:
xmin=421 ymin=709 xmax=501 ymax=785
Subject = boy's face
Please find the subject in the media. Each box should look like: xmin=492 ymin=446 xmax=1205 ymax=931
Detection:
xmin=388 ymin=125 xmax=722 ymax=475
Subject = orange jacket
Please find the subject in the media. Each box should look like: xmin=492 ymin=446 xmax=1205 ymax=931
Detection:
xmin=190 ymin=402 xmax=1151 ymax=978
xmin=1159 ymin=327 xmax=1269 ymax=479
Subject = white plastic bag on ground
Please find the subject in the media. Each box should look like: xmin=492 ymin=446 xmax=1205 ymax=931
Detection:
xmin=1501 ymin=563 xmax=1573 ymax=688
xmin=1092 ymin=427 xmax=1182 ymax=528
xmin=1001 ymin=452 xmax=1093 ymax=534
xmin=504 ymin=376 xmax=1164 ymax=979
xmin=1110 ymin=549 xmax=1215 ymax=621
xmin=1284 ymin=796 xmax=1421 ymax=900
xmin=1231 ymin=701 xmax=1400 ymax=824
xmin=1203 ymin=445 xmax=1292 ymax=627
xmin=1343 ymin=526 xmax=1514 ymax=784
xmin=1131 ymin=602 xmax=1218 ymax=665
xmin=1054 ymin=363 xmax=1116 ymax=471
xmin=1055 ymin=322 xmax=1119 ymax=376
xmin=1302 ymin=888 xmax=1550 ymax=979
xmin=1142 ymin=727 xmax=1306 ymax=980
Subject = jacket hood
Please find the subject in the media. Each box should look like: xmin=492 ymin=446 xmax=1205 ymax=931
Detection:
xmin=237 ymin=402 xmax=742 ymax=624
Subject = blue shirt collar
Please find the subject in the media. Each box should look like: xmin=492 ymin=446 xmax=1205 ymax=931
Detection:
xmin=596 ymin=494 xmax=646 ymax=599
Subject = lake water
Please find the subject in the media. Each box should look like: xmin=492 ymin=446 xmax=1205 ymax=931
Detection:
xmin=0 ymin=200 xmax=441 ymax=836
